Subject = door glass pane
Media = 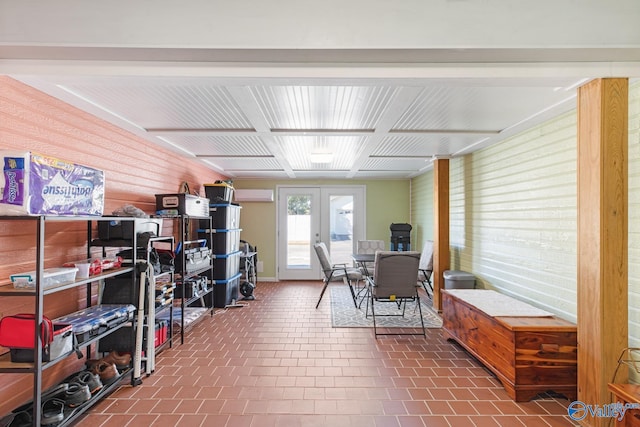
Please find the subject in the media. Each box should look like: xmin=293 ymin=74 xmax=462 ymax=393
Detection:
xmin=287 ymin=194 xmax=311 ymax=268
xmin=329 ymin=195 xmax=353 ymax=265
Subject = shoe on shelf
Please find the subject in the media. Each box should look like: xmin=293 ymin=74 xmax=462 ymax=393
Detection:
xmin=64 ymin=383 xmax=91 ymax=408
xmin=91 ymin=361 xmax=120 ymax=383
xmin=86 ymin=351 xmax=131 ymax=371
xmin=7 ymin=410 xmax=32 ymax=427
xmin=41 ymin=398 xmax=65 ymax=426
xmin=103 ymin=351 xmax=131 ymax=369
xmin=70 ymin=370 xmax=103 ymax=395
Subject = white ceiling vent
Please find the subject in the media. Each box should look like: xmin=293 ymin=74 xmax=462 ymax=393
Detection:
xmin=234 ymin=189 xmax=274 ymax=202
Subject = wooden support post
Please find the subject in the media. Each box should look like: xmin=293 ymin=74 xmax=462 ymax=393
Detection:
xmin=433 ymin=158 xmax=450 ymax=312
xmin=577 ymin=78 xmax=628 ymax=427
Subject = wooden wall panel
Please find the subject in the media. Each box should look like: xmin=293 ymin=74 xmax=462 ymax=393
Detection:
xmin=0 ymin=76 xmax=226 ymax=414
xmin=448 ymin=110 xmax=578 ymax=321
xmin=410 ymin=171 xmax=434 ymax=251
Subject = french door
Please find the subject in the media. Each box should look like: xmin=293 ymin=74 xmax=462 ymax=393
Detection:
xmin=277 ymin=186 xmax=365 ymax=280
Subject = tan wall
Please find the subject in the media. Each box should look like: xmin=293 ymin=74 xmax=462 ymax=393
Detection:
xmin=0 ymin=76 xmax=226 ymax=413
xmin=232 ymin=179 xmax=410 ymax=278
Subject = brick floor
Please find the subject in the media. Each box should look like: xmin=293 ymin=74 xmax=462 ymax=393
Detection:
xmin=76 ymin=281 xmax=577 ymax=426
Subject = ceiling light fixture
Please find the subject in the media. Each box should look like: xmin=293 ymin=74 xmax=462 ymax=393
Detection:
xmin=310 ymin=152 xmax=333 ymax=163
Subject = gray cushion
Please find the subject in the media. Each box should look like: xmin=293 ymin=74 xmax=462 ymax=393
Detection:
xmin=371 ymin=251 xmax=420 ymax=298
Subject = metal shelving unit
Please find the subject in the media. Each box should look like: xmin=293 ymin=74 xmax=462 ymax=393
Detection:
xmin=154 ymin=215 xmax=214 ymax=345
xmin=0 ymin=216 xmax=140 ymax=427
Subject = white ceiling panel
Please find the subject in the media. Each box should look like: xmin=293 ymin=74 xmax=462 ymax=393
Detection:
xmin=372 ymin=134 xmax=484 ymax=158
xmin=292 ymin=170 xmax=354 ymax=179
xmin=392 ymin=86 xmax=576 ymax=132
xmin=361 ymin=157 xmax=429 ymax=172
xmin=250 ymin=85 xmax=397 ymax=130
xmin=161 ymin=135 xmax=271 ymax=156
xmin=201 ymin=157 xmax=283 ymax=171
xmin=225 ymin=170 xmax=291 ymax=179
xmin=276 ymin=135 xmax=367 ymax=169
xmin=60 ymin=80 xmax=254 ymax=130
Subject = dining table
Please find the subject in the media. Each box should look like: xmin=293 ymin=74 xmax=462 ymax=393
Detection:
xmin=352 ymin=253 xmax=375 ymax=277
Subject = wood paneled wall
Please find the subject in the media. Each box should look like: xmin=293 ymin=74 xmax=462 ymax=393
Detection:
xmin=447 ymin=111 xmax=579 ymax=321
xmin=0 ymin=76 xmax=226 ymax=414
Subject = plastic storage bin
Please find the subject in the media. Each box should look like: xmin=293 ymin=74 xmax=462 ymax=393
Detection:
xmin=213 ymin=272 xmax=242 ymax=308
xmin=208 ymin=204 xmax=241 ymax=229
xmin=443 ymin=270 xmax=476 ymax=289
xmin=211 ymin=229 xmax=241 ymax=254
xmin=11 ymin=267 xmax=78 ymax=289
xmin=204 ymin=183 xmax=234 ymax=204
xmin=213 ymin=251 xmax=241 ymax=280
xmin=53 ymin=304 xmax=135 ymax=344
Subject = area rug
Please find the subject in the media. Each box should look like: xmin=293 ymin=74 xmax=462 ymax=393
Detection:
xmin=330 ymin=285 xmax=443 ymax=328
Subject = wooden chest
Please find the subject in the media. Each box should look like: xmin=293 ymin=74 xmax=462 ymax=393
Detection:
xmin=442 ymin=290 xmax=577 ymax=402
xmin=608 ymin=384 xmax=640 ymax=427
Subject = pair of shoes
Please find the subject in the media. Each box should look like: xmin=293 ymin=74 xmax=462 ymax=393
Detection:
xmin=41 ymin=398 xmax=65 ymax=425
xmin=70 ymin=371 xmax=103 ymax=395
xmin=91 ymin=361 xmax=120 ymax=383
xmin=86 ymin=351 xmax=131 ymax=370
xmin=7 ymin=411 xmax=32 ymax=427
xmin=63 ymin=383 xmax=91 ymax=408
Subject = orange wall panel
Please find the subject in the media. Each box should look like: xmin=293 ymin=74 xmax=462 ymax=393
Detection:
xmin=0 ymin=76 xmax=226 ymax=414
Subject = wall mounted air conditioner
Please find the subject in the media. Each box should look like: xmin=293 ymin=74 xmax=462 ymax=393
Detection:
xmin=234 ymin=189 xmax=274 ymax=202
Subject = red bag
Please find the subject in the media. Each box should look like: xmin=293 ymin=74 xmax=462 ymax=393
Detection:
xmin=0 ymin=314 xmax=54 ymax=349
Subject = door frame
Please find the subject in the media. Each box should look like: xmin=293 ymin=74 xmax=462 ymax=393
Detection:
xmin=276 ymin=185 xmax=366 ymax=281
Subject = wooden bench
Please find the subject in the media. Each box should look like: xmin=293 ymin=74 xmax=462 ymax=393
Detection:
xmin=442 ymin=289 xmax=577 ymax=402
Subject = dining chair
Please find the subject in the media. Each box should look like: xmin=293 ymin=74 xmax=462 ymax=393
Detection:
xmin=365 ymin=250 xmax=424 ymax=337
xmin=418 ymin=240 xmax=434 ymax=298
xmin=356 ymin=239 xmax=385 ymax=276
xmin=314 ymin=242 xmax=363 ymax=309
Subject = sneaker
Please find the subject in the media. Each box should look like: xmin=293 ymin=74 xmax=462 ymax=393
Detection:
xmin=64 ymin=383 xmax=91 ymax=408
xmin=41 ymin=398 xmax=65 ymax=425
xmin=70 ymin=370 xmax=103 ymax=395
